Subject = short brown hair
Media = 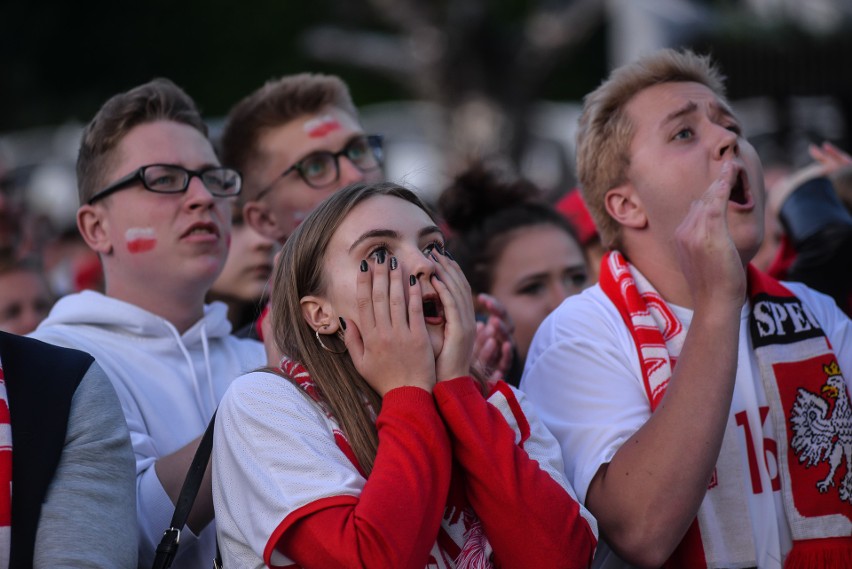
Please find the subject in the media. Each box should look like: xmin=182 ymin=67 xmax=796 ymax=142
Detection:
xmin=576 ymin=48 xmax=726 ymax=247
xmin=219 ymin=73 xmax=358 ymax=201
xmin=76 ymin=78 xmax=207 ymax=205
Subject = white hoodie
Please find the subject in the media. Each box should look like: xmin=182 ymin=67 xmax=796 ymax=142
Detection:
xmin=31 ymin=290 xmax=266 ymax=569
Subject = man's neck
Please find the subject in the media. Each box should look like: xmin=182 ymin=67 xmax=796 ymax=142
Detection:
xmin=104 ymin=279 xmax=207 ymax=334
xmin=626 ymin=252 xmax=696 ymax=309
xmin=619 ymin=242 xmax=750 ymax=310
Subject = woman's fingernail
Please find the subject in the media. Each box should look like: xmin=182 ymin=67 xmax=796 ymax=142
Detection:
xmin=377 ymin=251 xmax=386 ymax=264
xmin=445 ymin=250 xmax=455 ymax=261
xmin=389 ymin=256 xmax=398 ymax=271
xmin=409 ymin=275 xmax=416 ymax=286
xmin=430 ymin=253 xmax=438 ymax=262
xmin=338 ymin=317 xmax=347 ymax=330
xmin=360 ymin=260 xmax=368 ymax=272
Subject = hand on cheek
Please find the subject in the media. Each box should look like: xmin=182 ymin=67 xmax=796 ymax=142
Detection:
xmin=431 ymin=251 xmax=476 ymax=382
xmin=344 ymin=256 xmax=436 ymax=396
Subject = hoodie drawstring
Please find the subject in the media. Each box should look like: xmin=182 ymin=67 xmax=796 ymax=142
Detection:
xmin=165 ymin=321 xmax=210 ymax=420
xmin=200 ymin=323 xmax=216 ymax=411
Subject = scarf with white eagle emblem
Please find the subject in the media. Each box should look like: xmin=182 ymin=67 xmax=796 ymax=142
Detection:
xmin=600 ymin=250 xmax=852 ymax=569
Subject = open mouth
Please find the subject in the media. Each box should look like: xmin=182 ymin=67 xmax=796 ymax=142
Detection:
xmin=422 ymin=296 xmax=444 ymax=322
xmin=423 ymin=299 xmax=438 ymax=317
xmin=183 ymin=222 xmax=219 ymax=238
xmin=729 ymin=170 xmax=748 ymax=205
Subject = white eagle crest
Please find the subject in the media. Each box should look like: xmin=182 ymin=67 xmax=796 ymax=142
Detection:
xmin=790 ymin=362 xmax=852 ymax=502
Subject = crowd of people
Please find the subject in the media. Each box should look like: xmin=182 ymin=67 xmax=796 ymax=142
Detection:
xmin=0 ymin=46 xmax=849 ymax=569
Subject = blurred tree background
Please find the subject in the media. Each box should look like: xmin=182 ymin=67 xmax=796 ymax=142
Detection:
xmin=0 ymin=0 xmax=607 ymax=140
xmin=3 ymin=0 xmax=852 ymax=204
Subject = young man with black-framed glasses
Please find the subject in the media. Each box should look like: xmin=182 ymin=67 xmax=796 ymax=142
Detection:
xmin=30 ymin=78 xmax=265 ymax=569
xmin=219 ymin=73 xmax=384 ymax=245
xmin=219 ymin=73 xmax=515 ymax=383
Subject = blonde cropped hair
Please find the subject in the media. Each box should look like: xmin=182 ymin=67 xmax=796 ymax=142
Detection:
xmin=575 ymin=48 xmax=726 ymax=247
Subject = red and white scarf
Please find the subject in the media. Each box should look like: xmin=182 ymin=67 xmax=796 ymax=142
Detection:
xmin=278 ymin=357 xmax=493 ymax=568
xmin=600 ymin=251 xmax=852 ymax=568
xmin=0 ymin=357 xmax=11 ymax=569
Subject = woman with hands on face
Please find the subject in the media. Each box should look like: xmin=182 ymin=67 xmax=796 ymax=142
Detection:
xmin=211 ymin=181 xmax=598 ymax=569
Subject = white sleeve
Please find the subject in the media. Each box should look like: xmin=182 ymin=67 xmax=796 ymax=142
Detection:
xmin=213 ymin=371 xmax=366 ymax=567
xmin=520 ymin=288 xmax=652 ymax=505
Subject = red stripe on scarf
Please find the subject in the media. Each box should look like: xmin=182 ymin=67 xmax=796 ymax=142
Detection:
xmin=662 ymin=520 xmax=706 ymax=569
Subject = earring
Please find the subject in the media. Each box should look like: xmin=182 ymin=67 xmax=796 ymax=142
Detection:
xmin=316 ymin=326 xmax=347 ymax=354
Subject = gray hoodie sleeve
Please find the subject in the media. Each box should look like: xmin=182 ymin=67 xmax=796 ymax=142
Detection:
xmin=33 ymin=361 xmax=138 ymax=569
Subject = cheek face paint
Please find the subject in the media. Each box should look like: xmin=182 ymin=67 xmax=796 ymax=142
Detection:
xmin=125 ymin=227 xmax=157 ymax=253
xmin=291 ymin=210 xmax=307 ymax=229
xmin=303 ymin=115 xmax=341 ymax=138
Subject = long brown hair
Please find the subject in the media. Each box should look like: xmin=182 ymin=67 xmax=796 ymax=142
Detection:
xmin=272 ymin=181 xmax=485 ymax=475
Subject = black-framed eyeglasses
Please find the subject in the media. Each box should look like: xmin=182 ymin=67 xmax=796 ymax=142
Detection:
xmin=258 ymin=134 xmax=384 ymax=198
xmin=87 ymin=164 xmax=242 ymax=205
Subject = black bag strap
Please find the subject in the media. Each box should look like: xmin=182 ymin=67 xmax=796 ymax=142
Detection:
xmin=152 ymin=411 xmax=217 ymax=569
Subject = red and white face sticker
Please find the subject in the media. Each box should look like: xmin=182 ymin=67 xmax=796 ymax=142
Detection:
xmin=303 ymin=114 xmax=341 ymax=138
xmin=125 ymin=227 xmax=157 ymax=253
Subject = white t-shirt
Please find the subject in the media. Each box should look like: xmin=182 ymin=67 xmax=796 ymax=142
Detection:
xmin=213 ymin=370 xmax=596 ymax=569
xmin=521 ymin=282 xmax=852 ymax=569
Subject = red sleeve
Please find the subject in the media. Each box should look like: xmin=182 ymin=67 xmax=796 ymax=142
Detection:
xmin=433 ymin=377 xmax=596 ymax=569
xmin=277 ymin=386 xmax=452 ymax=569
xmin=767 ymin=234 xmax=796 ymax=280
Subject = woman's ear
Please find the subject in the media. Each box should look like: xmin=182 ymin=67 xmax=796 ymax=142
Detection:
xmin=604 ymin=183 xmax=647 ymax=230
xmin=300 ymin=295 xmax=339 ymax=333
xmin=77 ymin=204 xmax=113 ymax=254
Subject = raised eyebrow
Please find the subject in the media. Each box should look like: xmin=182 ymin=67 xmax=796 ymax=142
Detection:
xmin=347 ymin=225 xmax=443 ymax=253
xmin=661 ymin=101 xmax=697 ymax=128
xmin=348 ymin=229 xmax=400 ymax=253
xmin=419 ymin=225 xmax=444 ymax=240
xmin=710 ymin=102 xmax=739 ymax=125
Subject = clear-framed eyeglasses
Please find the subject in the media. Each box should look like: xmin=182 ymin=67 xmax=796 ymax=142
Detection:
xmin=87 ymin=164 xmax=242 ymax=205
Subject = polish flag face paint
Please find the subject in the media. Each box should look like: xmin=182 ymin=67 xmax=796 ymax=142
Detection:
xmin=292 ymin=210 xmax=308 ymax=228
xmin=304 ymin=115 xmax=341 ymax=138
xmin=126 ymin=227 xmax=157 ymax=253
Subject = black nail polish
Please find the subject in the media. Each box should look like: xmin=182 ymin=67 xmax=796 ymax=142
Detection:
xmin=360 ymin=260 xmax=368 ymax=272
xmin=445 ymin=249 xmax=455 ymax=261
xmin=339 ymin=317 xmax=346 ymax=330
xmin=377 ymin=250 xmax=386 ymax=264
xmin=409 ymin=275 xmax=416 ymax=286
xmin=430 ymin=253 xmax=438 ymax=262
xmin=389 ymin=256 xmax=398 ymax=271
